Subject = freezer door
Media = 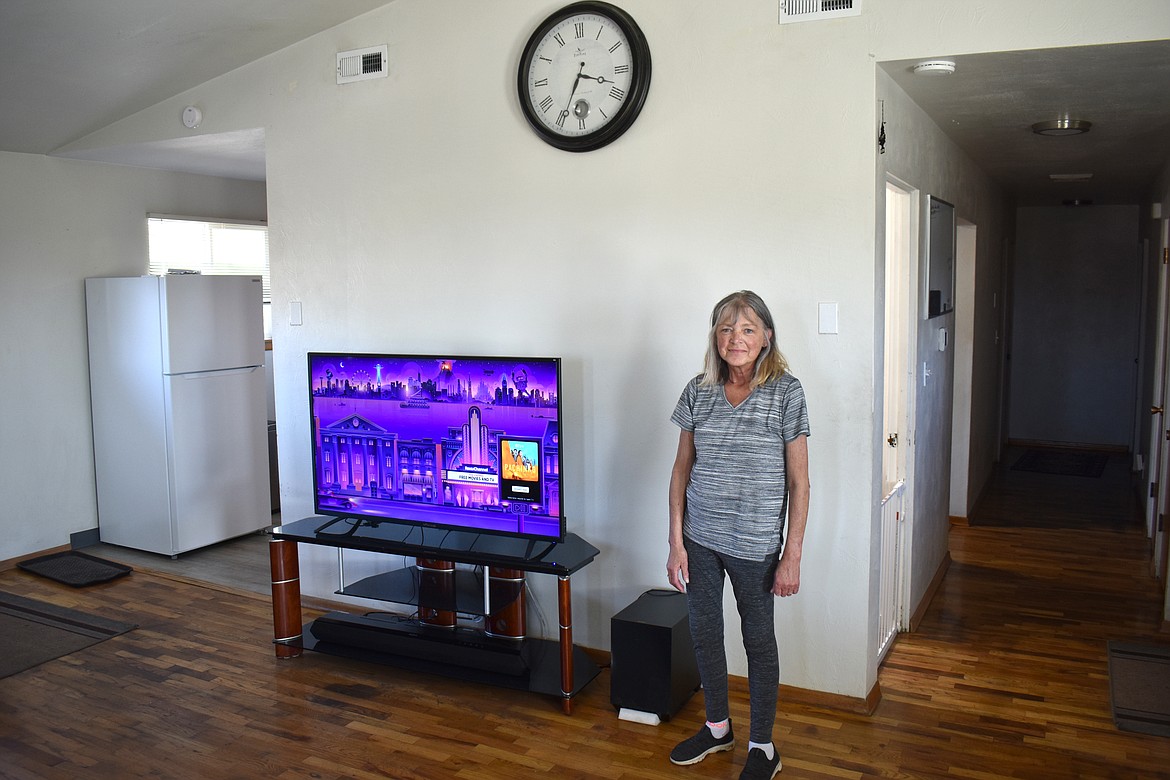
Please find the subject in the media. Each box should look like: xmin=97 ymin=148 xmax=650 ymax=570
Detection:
xmin=160 ymin=274 xmax=264 ymax=374
xmin=164 ymin=366 xmax=271 ymax=553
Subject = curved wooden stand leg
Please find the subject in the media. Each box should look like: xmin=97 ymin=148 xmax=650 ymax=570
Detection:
xmin=417 ymin=558 xmax=457 ymax=628
xmin=269 ymin=538 xmax=303 ymax=658
xmin=558 ymin=575 xmax=573 ymax=714
xmin=485 ymin=568 xmax=526 ymax=639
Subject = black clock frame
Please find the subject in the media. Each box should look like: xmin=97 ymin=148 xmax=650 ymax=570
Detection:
xmin=517 ymin=1 xmax=652 ymax=153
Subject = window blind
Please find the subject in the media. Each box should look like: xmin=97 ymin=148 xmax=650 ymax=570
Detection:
xmin=147 ymin=215 xmax=270 ymax=302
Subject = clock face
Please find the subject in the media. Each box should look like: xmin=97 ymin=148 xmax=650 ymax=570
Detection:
xmin=518 ymin=2 xmax=651 ymax=152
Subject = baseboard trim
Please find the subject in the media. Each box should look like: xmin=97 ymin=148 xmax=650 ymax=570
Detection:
xmin=729 ymin=673 xmax=880 ymax=715
xmin=70 ymin=528 xmax=101 ymax=549
xmin=909 ymin=551 xmax=951 ymax=632
xmin=781 ymin=680 xmax=881 ymax=715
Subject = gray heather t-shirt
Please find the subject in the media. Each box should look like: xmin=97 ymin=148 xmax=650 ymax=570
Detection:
xmin=671 ymin=372 xmax=810 ymax=561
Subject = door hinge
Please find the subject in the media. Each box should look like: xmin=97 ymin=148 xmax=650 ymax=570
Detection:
xmin=1152 ymin=482 xmax=1159 ymax=499
xmin=1160 ymin=514 xmax=1166 ymax=532
xmin=1163 ymin=247 xmax=1169 ymax=264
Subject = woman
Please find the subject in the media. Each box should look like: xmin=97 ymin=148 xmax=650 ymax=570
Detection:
xmin=666 ymin=290 xmax=810 ymax=780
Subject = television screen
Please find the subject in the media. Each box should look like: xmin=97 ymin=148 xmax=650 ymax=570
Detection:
xmin=308 ymin=353 xmax=565 ymax=542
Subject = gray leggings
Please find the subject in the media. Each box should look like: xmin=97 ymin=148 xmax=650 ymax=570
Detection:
xmin=684 ymin=536 xmax=779 ymax=743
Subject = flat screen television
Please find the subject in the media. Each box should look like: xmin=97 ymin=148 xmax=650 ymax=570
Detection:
xmin=308 ymin=352 xmax=565 ymax=543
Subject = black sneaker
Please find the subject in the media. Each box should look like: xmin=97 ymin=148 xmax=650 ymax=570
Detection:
xmin=669 ymin=721 xmax=735 ymax=765
xmin=739 ymin=746 xmax=782 ymax=779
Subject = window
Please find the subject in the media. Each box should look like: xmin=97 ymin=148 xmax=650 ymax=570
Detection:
xmin=147 ymin=215 xmax=271 ymax=337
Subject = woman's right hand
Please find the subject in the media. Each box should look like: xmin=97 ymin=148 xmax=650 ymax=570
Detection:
xmin=667 ymin=543 xmax=689 ymax=592
xmin=667 ymin=430 xmax=696 ymax=593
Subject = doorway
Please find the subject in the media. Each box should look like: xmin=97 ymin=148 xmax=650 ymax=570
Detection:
xmin=949 ymin=221 xmax=978 ymax=518
xmin=879 ymin=177 xmax=917 ymax=660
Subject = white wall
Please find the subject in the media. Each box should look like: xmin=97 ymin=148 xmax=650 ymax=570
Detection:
xmin=0 ymin=151 xmax=267 ymax=560
xmin=17 ymin=0 xmax=1170 ymax=700
xmin=264 ymin=2 xmax=878 ymax=699
xmin=1009 ymin=206 xmax=1143 ymax=448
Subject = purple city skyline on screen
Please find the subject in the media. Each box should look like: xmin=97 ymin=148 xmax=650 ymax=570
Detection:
xmin=308 ymin=353 xmax=563 ymax=541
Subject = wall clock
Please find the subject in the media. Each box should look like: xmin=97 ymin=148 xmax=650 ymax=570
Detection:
xmin=517 ymin=2 xmax=652 ymax=152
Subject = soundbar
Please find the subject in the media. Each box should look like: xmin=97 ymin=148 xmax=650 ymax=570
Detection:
xmin=308 ymin=612 xmax=528 ymax=676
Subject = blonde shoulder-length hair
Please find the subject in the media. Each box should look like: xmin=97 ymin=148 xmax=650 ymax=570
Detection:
xmin=699 ymin=290 xmax=789 ymax=388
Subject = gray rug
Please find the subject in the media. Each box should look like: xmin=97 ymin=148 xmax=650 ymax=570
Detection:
xmin=1012 ymin=449 xmax=1108 ymax=478
xmin=1108 ymin=640 xmax=1170 ymax=736
xmin=0 ymin=591 xmax=137 ymax=679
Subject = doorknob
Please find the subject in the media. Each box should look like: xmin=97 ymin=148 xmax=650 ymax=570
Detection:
xmin=887 ymin=433 xmax=898 ymax=447
xmin=1154 ymin=406 xmax=1165 ymax=415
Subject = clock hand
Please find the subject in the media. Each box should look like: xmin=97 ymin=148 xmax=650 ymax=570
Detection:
xmin=564 ymin=62 xmax=586 ymax=108
xmin=579 ymin=73 xmax=615 ymax=85
xmin=558 ymin=62 xmax=586 ymax=126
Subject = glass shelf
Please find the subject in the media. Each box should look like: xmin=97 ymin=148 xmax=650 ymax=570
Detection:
xmin=338 ymin=566 xmax=523 ymax=617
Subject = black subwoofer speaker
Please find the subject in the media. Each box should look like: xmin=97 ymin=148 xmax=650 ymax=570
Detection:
xmin=610 ymin=589 xmax=700 ymax=720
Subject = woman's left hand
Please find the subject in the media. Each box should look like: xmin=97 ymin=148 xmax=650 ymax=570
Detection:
xmin=773 ymin=435 xmax=808 ymax=598
xmin=772 ymin=555 xmax=800 ymax=597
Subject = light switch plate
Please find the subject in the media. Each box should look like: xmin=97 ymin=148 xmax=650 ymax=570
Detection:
xmin=818 ymin=302 xmax=838 ymax=334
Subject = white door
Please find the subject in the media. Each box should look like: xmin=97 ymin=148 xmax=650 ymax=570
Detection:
xmin=879 ymin=178 xmax=917 ymax=660
xmin=161 ymin=274 xmax=265 ymax=374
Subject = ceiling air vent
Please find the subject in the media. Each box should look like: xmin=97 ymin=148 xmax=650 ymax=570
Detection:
xmin=336 ymin=45 xmax=388 ymax=84
xmin=779 ymin=0 xmax=861 ymax=24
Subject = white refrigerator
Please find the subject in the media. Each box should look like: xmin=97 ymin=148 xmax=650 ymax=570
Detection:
xmin=85 ymin=274 xmax=271 ymax=556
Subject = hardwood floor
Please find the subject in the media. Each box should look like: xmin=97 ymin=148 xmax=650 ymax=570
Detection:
xmin=3 ymin=471 xmax=1170 ymax=778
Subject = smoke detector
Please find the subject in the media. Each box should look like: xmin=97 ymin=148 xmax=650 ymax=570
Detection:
xmin=181 ymin=106 xmax=202 ymax=129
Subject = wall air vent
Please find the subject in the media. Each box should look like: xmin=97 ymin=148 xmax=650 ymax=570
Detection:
xmin=337 ymin=45 xmax=388 ymax=84
xmin=779 ymin=0 xmax=861 ymax=24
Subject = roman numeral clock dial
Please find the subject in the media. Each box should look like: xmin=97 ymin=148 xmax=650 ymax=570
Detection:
xmin=518 ymin=2 xmax=652 ymax=152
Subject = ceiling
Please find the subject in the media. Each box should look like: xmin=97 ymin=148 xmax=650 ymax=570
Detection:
xmin=0 ymin=0 xmax=394 ymax=180
xmin=883 ymin=39 xmax=1170 ymax=207
xmin=1 ymin=2 xmax=1167 ymax=203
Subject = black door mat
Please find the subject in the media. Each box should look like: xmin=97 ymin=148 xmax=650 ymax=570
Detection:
xmin=1011 ymin=449 xmax=1108 ymax=478
xmin=18 ymin=551 xmax=132 ymax=587
xmin=1108 ymin=640 xmax=1170 ymax=737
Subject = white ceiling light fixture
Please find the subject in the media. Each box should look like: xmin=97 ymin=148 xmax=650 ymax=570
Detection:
xmin=1032 ymin=118 xmax=1092 ymax=136
xmin=912 ymin=60 xmax=956 ymax=76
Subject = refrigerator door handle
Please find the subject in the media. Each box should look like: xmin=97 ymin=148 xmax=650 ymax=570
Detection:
xmin=169 ymin=366 xmax=261 ymax=380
